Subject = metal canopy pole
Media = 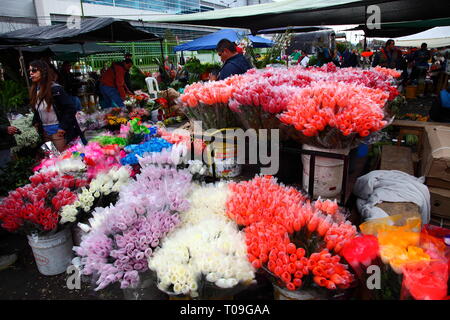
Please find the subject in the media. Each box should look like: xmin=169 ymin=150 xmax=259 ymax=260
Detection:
xmin=159 ymin=39 xmax=165 ymax=63
xmin=18 ymin=47 xmax=30 ymax=90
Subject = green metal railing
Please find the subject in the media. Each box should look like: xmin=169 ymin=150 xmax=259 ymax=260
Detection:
xmin=87 ymin=41 xmax=179 ymax=72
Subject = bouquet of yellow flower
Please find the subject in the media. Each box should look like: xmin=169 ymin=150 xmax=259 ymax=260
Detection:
xmin=351 ymin=215 xmax=449 ymax=300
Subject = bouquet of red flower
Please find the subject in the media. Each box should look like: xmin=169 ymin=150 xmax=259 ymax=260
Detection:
xmin=0 ymin=171 xmax=88 ymax=235
xmin=226 ymin=176 xmax=357 ymax=297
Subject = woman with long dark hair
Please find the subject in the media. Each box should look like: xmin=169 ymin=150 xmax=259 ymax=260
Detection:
xmin=29 ymin=60 xmax=86 ymax=152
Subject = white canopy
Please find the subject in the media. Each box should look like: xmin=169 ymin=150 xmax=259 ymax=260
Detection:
xmin=394 ymin=27 xmax=450 ymax=48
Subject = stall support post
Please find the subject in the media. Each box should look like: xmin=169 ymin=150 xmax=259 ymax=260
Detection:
xmin=340 ymin=155 xmax=349 ymax=205
xmin=159 ymin=39 xmax=164 ymax=63
xmin=131 ymin=42 xmax=136 ymax=65
xmin=308 ymin=154 xmax=316 ymax=200
xmin=18 ymin=48 xmax=30 ymax=90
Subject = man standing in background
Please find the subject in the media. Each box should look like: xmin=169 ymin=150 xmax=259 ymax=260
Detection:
xmin=216 ymin=39 xmax=253 ymax=80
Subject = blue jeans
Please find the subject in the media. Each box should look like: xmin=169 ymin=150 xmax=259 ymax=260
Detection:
xmin=70 ymin=96 xmax=82 ymax=111
xmin=99 ymin=85 xmax=125 ymax=109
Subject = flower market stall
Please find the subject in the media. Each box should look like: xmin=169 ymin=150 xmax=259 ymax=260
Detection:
xmin=0 ymin=59 xmax=449 ymax=301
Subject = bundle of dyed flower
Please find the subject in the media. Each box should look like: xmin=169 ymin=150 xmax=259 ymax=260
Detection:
xmin=120 ymin=138 xmax=172 ymax=166
xmin=74 ymin=165 xmax=192 ymax=290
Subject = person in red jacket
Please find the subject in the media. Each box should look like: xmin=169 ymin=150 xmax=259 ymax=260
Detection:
xmin=99 ymin=59 xmax=133 ymax=109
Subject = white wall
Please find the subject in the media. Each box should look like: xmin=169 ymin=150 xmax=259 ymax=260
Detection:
xmin=34 ymin=0 xmax=161 ymax=26
xmin=0 ymin=0 xmax=38 ymax=32
xmin=202 ymin=0 xmax=248 ymax=8
xmin=0 ymin=0 xmax=37 ymax=17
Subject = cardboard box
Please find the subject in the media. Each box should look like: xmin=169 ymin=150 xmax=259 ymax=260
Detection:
xmin=421 ymin=126 xmax=450 ymax=189
xmin=429 ymin=187 xmax=450 ymax=218
xmin=380 ymin=145 xmax=414 ymax=175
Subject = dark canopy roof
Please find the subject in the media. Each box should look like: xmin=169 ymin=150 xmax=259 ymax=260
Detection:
xmin=345 ymin=17 xmax=450 ymax=38
xmin=0 ymin=18 xmax=161 ymax=46
xmin=256 ymin=26 xmax=331 ymax=35
xmin=150 ymin=0 xmax=450 ymax=34
xmin=9 ymin=43 xmax=122 ymax=55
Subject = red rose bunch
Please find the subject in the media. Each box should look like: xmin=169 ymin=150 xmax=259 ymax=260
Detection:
xmin=0 ymin=171 xmax=88 ymax=234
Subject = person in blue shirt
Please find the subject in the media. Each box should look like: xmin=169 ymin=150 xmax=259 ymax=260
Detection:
xmin=216 ymin=39 xmax=252 ymax=80
xmin=430 ymin=85 xmax=450 ymax=122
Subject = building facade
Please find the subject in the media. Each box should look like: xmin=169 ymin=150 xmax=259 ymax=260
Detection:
xmin=0 ymin=0 xmax=270 ymax=39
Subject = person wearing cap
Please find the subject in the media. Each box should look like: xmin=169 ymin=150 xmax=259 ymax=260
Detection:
xmin=216 ymin=39 xmax=252 ymax=80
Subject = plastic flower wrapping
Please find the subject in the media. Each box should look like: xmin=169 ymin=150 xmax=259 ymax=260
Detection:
xmin=37 ymin=157 xmax=86 ymax=175
xmin=346 ymin=215 xmax=450 ymax=300
xmin=179 ymin=64 xmax=399 ymax=147
xmin=34 ymin=141 xmax=124 ymax=180
xmin=76 ymin=110 xmax=108 ymax=131
xmin=179 ymin=79 xmax=240 ymax=130
xmin=0 ymin=171 xmax=88 ymax=235
xmin=278 ymin=81 xmax=391 ymax=149
xmin=149 ymin=182 xmax=255 ymax=298
xmin=10 ymin=113 xmax=41 ymax=153
xmin=74 ymin=164 xmax=192 ymax=290
xmin=226 ymin=176 xmax=357 ymax=293
xmin=120 ymin=138 xmax=172 ymax=166
xmin=59 ymin=166 xmax=132 ymax=224
xmin=128 ymin=107 xmax=150 ymax=121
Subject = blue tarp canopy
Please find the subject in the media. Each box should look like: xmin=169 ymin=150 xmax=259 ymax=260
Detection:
xmin=173 ymin=29 xmax=273 ymax=52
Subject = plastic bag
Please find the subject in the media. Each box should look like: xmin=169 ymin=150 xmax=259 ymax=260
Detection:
xmin=401 ymin=261 xmax=448 ymax=300
xmin=359 ymin=214 xmax=421 ymax=236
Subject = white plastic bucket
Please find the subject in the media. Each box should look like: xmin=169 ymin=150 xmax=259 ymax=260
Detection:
xmin=27 ymin=228 xmax=74 ymax=276
xmin=208 ymin=141 xmax=242 ymax=178
xmin=301 ymin=144 xmax=350 ymax=199
xmin=273 ymin=284 xmax=327 ymax=300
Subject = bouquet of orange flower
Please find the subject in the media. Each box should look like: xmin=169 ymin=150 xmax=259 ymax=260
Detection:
xmin=179 ymin=80 xmax=239 ymax=130
xmin=226 ymin=176 xmax=358 ymax=298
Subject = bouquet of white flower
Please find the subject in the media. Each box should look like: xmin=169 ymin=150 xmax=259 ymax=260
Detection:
xmin=11 ymin=113 xmax=40 ymax=153
xmin=60 ymin=166 xmax=131 ymax=224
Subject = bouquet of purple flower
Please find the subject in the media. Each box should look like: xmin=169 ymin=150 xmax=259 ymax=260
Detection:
xmin=74 ymin=164 xmax=192 ymax=290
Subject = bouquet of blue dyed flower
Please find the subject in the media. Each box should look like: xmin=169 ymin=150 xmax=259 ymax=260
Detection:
xmin=120 ymin=138 xmax=172 ymax=166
